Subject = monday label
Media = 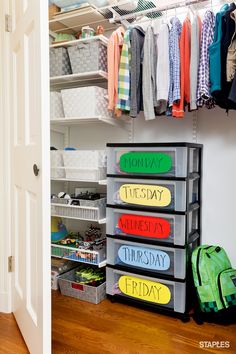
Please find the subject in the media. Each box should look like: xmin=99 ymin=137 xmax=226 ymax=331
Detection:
xmin=118 ymin=214 xmax=171 ymax=238
xmin=118 ymin=275 xmax=171 ymax=304
xmin=119 ymin=184 xmax=172 ymax=207
xmin=118 ymin=245 xmax=170 ymax=271
xmin=120 ymin=152 xmax=172 ymax=174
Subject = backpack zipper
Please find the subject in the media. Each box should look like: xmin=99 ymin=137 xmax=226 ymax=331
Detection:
xmin=196 ymin=246 xmax=211 ymax=286
xmin=217 ymin=268 xmax=232 ymax=309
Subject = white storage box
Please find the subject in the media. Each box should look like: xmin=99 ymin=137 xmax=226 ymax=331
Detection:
xmin=107 ymin=143 xmax=202 ymax=178
xmin=50 ymin=91 xmax=64 ymax=119
xmin=58 ymin=268 xmax=106 ymax=304
xmin=67 ymin=40 xmax=107 ymax=74
xmin=106 ymin=267 xmax=187 ymax=313
xmin=63 ymin=150 xmax=107 ymax=181
xmin=106 ymin=207 xmax=199 ymax=246
xmin=51 ymin=151 xmax=65 ymax=179
xmin=107 ymin=177 xmax=199 ymax=212
xmin=61 ymin=86 xmax=112 ymax=118
xmin=51 ymin=197 xmax=106 ymax=221
xmin=107 ymin=236 xmax=199 ymax=279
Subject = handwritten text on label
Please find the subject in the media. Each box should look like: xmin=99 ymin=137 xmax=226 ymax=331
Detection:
xmin=120 ymin=152 xmax=172 ymax=174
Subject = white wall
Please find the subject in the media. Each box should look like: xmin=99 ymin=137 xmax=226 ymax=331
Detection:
xmin=0 ymin=0 xmax=12 ymax=313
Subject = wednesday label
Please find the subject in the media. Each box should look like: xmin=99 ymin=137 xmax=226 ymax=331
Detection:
xmin=118 ymin=245 xmax=170 ymax=271
xmin=120 ymin=152 xmax=172 ymax=174
xmin=119 ymin=184 xmax=171 ymax=207
xmin=118 ymin=275 xmax=171 ymax=304
xmin=118 ymin=214 xmax=171 ymax=238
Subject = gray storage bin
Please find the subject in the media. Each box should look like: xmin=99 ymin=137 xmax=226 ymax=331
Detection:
xmin=106 ymin=267 xmax=187 ymax=313
xmin=58 ymin=268 xmax=106 ymax=304
xmin=50 ymin=47 xmax=72 ymax=77
xmin=107 ymin=236 xmax=199 ymax=279
xmin=106 ymin=207 xmax=199 ymax=246
xmin=67 ymin=41 xmax=107 ymax=74
xmin=107 ymin=177 xmax=199 ymax=212
xmin=50 ymin=91 xmax=65 ymax=119
xmin=107 ymin=145 xmax=201 ymax=178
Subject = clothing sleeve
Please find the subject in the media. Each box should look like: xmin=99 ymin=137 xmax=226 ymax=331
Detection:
xmin=156 ymin=24 xmax=170 ymax=103
xmin=190 ymin=17 xmax=199 ymax=110
xmin=172 ymin=29 xmax=181 ymax=103
xmin=130 ymin=30 xmax=140 ymax=118
xmin=108 ymin=33 xmax=116 ymax=111
xmin=143 ymin=27 xmax=156 ymax=120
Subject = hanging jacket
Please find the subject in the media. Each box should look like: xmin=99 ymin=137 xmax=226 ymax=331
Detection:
xmin=130 ymin=26 xmax=145 ymax=118
xmin=143 ymin=25 xmax=158 ymax=120
xmin=172 ymin=17 xmax=191 ymax=118
xmin=214 ymin=3 xmax=236 ymax=111
xmin=190 ymin=15 xmax=202 ymax=111
xmin=197 ymin=10 xmax=216 ymax=109
xmin=226 ymin=9 xmax=236 ymax=82
xmin=209 ymin=4 xmax=229 ymax=94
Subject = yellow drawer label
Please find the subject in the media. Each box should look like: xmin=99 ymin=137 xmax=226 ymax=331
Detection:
xmin=118 ymin=275 xmax=171 ymax=304
xmin=119 ymin=184 xmax=171 ymax=207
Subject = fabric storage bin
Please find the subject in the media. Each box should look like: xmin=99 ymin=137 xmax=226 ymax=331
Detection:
xmin=50 ymin=47 xmax=72 ymax=77
xmin=106 ymin=206 xmax=199 ymax=246
xmin=107 ymin=236 xmax=199 ymax=279
xmin=106 ymin=267 xmax=187 ymax=313
xmin=106 ymin=143 xmax=202 ymax=178
xmin=51 ymin=244 xmax=106 ymax=266
xmin=62 ymin=150 xmax=107 ymax=181
xmin=51 ymin=259 xmax=77 ymax=290
xmin=107 ymin=177 xmax=199 ymax=212
xmin=50 ymin=91 xmax=65 ymax=119
xmin=58 ymin=268 xmax=106 ymax=304
xmin=51 ymin=197 xmax=106 ymax=221
xmin=67 ymin=40 xmax=107 ymax=74
xmin=61 ymin=87 xmax=112 ymax=119
xmin=51 ymin=151 xmax=65 ymax=179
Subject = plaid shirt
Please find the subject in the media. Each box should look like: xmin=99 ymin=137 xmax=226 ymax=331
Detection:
xmin=168 ymin=17 xmax=182 ymax=107
xmin=116 ymin=29 xmax=131 ymax=112
xmin=197 ymin=10 xmax=216 ymax=108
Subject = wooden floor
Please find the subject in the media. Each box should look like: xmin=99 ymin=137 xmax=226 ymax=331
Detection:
xmin=1 ymin=291 xmax=236 ymax=353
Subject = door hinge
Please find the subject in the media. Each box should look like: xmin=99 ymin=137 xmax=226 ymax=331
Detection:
xmin=5 ymin=14 xmax=12 ymax=32
xmin=8 ymin=256 xmax=13 ymax=273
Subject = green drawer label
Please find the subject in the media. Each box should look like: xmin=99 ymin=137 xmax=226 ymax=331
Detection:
xmin=120 ymin=152 xmax=172 ymax=174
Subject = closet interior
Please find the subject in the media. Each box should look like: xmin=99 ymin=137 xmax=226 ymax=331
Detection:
xmin=49 ymin=0 xmax=236 ymax=325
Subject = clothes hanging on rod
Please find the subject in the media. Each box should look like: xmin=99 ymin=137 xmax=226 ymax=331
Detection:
xmin=107 ymin=2 xmax=236 ymax=120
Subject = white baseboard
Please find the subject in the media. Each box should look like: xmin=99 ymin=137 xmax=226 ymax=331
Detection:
xmin=0 ymin=291 xmax=11 ymax=313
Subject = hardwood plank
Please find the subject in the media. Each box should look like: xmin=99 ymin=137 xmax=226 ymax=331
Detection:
xmin=1 ymin=292 xmax=236 ymax=353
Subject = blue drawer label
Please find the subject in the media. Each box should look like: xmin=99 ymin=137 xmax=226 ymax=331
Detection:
xmin=118 ymin=245 xmax=170 ymax=271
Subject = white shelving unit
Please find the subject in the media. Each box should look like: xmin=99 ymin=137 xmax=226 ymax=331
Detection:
xmin=50 ymin=34 xmax=108 ymax=48
xmin=51 ymin=177 xmax=107 ymax=185
xmin=50 ymin=116 xmax=129 ymax=130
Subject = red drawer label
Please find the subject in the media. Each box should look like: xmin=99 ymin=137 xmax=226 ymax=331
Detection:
xmin=118 ymin=214 xmax=171 ymax=239
xmin=72 ymin=283 xmax=84 ymax=291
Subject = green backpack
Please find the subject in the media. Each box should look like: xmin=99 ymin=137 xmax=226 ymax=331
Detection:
xmin=192 ymin=245 xmax=236 ymax=313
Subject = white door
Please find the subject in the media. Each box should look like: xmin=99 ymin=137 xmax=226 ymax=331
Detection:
xmin=9 ymin=0 xmax=51 ymax=353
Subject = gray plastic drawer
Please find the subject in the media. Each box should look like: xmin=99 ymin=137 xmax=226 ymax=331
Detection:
xmin=107 ymin=177 xmax=199 ymax=212
xmin=106 ymin=267 xmax=187 ymax=313
xmin=107 ymin=238 xmax=198 ymax=279
xmin=107 ymin=146 xmax=200 ymax=178
xmin=106 ymin=207 xmax=199 ymax=246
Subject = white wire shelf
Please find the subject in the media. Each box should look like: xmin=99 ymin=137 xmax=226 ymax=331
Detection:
xmin=51 ymin=177 xmax=107 ymax=185
xmin=51 ymin=213 xmax=106 ymax=224
xmin=50 ymin=116 xmax=129 ymax=130
xmin=50 ymin=70 xmax=108 ymax=90
xmin=50 ymin=34 xmax=108 ymax=48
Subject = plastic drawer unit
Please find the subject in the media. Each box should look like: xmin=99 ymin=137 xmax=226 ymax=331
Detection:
xmin=107 ymin=177 xmax=199 ymax=212
xmin=107 ymin=143 xmax=202 ymax=178
xmin=107 ymin=236 xmax=199 ymax=279
xmin=106 ymin=267 xmax=187 ymax=313
xmin=106 ymin=207 xmax=199 ymax=246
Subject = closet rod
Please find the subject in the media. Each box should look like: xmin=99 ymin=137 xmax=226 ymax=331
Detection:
xmin=109 ymin=0 xmax=209 ymax=23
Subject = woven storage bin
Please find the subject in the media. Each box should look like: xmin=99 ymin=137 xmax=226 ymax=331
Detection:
xmin=63 ymin=150 xmax=107 ymax=181
xmin=61 ymin=86 xmax=111 ymax=118
xmin=50 ymin=92 xmax=65 ymax=119
xmin=58 ymin=268 xmax=106 ymax=304
xmin=49 ymin=4 xmax=60 ymax=20
xmin=51 ymin=151 xmax=65 ymax=179
xmin=67 ymin=41 xmax=107 ymax=74
xmin=50 ymin=47 xmax=72 ymax=77
xmin=51 ymin=197 xmax=106 ymax=221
